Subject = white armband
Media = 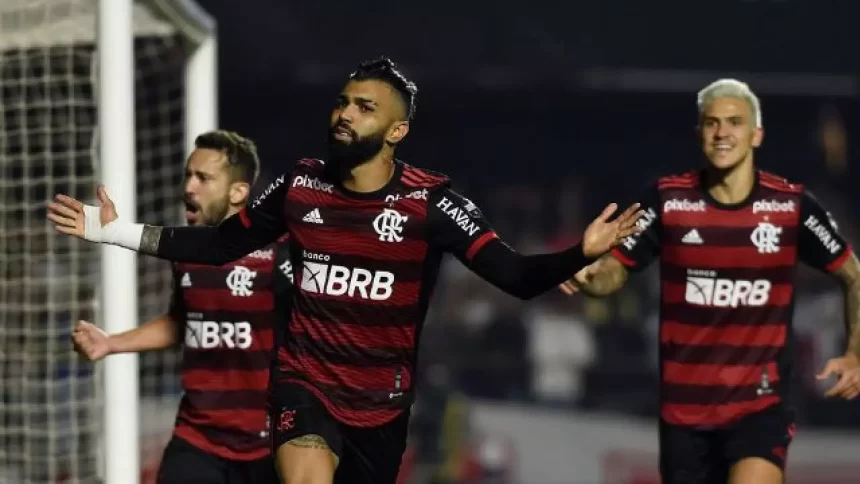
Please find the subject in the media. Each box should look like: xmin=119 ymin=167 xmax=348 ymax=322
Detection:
xmin=83 ymin=205 xmax=145 ymax=251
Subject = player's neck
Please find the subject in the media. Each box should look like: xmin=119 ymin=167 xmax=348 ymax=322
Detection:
xmin=341 ymin=155 xmax=396 ymax=194
xmin=706 ymin=158 xmax=756 ymax=205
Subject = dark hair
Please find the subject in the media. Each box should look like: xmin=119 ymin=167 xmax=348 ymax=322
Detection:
xmin=194 ymin=130 xmax=260 ymax=184
xmin=349 ymin=57 xmax=417 ymax=121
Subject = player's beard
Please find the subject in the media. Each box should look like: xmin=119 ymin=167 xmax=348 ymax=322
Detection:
xmin=196 ymin=197 xmax=229 ymax=226
xmin=325 ymin=126 xmax=386 ymax=181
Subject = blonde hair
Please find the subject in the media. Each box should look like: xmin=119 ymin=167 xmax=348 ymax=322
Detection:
xmin=697 ymin=79 xmax=762 ymax=128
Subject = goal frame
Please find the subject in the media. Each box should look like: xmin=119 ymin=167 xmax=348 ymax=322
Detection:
xmin=98 ymin=1 xmax=216 ymax=482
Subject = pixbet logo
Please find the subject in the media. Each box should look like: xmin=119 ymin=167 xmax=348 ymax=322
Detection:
xmin=752 ymin=200 xmax=796 ymax=214
xmin=185 ymin=321 xmax=252 ymax=349
xmin=291 ymin=175 xmax=334 ymax=193
xmin=663 ymin=199 xmax=706 ymax=213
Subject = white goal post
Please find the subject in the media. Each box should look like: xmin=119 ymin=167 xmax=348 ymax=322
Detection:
xmin=99 ymin=1 xmax=216 ymax=483
xmin=0 ymin=1 xmax=216 ymax=482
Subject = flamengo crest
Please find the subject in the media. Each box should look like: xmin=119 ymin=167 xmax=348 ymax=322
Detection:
xmin=373 ymin=209 xmax=408 ymax=243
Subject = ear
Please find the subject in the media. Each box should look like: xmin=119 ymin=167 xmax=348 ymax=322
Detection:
xmin=386 ymin=121 xmax=410 ymax=145
xmin=751 ymin=126 xmax=764 ymax=148
xmin=229 ymin=181 xmax=250 ymax=206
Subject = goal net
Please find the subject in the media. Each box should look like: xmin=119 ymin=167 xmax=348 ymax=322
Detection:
xmin=0 ymin=1 xmax=212 ymax=482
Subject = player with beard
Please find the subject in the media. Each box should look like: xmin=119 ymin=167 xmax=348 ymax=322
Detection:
xmin=48 ymin=57 xmax=643 ymax=484
xmin=560 ymin=79 xmax=860 ymax=484
xmin=71 ymin=130 xmax=290 ymax=484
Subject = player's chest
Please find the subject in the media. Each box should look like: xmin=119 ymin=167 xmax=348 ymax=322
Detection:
xmin=285 ymin=188 xmax=429 ymax=248
xmin=660 ymin=200 xmax=800 ymax=268
xmin=176 ymin=251 xmax=275 ymax=305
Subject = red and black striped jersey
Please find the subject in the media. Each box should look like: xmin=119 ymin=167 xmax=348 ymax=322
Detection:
xmin=157 ymin=157 xmax=599 ymax=427
xmin=612 ymin=170 xmax=851 ymax=427
xmin=271 ymin=159 xmax=499 ymax=427
xmin=169 ymin=234 xmax=292 ymax=460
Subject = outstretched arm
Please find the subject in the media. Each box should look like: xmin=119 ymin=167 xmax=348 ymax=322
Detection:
xmin=427 ymin=188 xmax=642 ymax=300
xmin=74 ymin=269 xmax=186 ymax=360
xmin=833 ymin=254 xmax=860 ymax=359
xmin=48 ymin=176 xmax=289 ymax=265
xmin=560 ymin=183 xmax=662 ymax=298
xmin=796 ymin=190 xmax=860 ymax=399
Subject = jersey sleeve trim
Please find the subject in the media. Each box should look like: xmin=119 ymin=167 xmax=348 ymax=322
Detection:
xmin=611 ymin=248 xmax=637 ymax=268
xmin=238 ymin=208 xmax=251 ymax=228
xmin=466 ymin=231 xmax=498 ymax=261
xmin=826 ymin=245 xmax=852 ymax=272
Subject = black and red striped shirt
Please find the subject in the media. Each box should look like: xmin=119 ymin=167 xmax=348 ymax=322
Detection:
xmin=169 ymin=234 xmax=292 ymax=460
xmin=276 ymin=160 xmax=500 ymax=427
xmin=156 ymin=158 xmax=597 ymax=427
xmin=612 ymin=170 xmax=851 ymax=427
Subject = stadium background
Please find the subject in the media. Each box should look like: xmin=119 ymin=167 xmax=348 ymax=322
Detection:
xmin=3 ymin=0 xmax=860 ymax=483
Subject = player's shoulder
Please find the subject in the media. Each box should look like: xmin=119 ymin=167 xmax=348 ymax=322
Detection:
xmin=656 ymin=170 xmax=701 ymax=190
xmin=291 ymin=157 xmax=325 ymax=176
xmin=399 ymin=161 xmax=451 ymax=190
xmin=757 ymin=170 xmax=804 ymax=194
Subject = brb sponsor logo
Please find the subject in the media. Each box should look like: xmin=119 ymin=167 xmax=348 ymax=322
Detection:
xmin=684 ymin=269 xmax=771 ymax=308
xmin=664 ymin=199 xmax=706 ymax=213
xmin=752 ymin=199 xmax=796 ymax=214
xmin=622 ymin=207 xmax=657 ymax=251
xmin=291 ymin=175 xmax=334 ymax=193
xmin=185 ymin=321 xmax=252 ymax=349
xmin=300 ymin=251 xmax=394 ymax=300
xmin=804 ymin=215 xmax=842 ymax=255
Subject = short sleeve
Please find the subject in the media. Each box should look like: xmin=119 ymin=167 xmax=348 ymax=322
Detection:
xmin=798 ymin=189 xmax=851 ymax=273
xmin=610 ymin=183 xmax=662 ymax=272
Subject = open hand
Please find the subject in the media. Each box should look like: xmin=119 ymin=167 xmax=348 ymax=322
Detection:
xmin=581 ymin=203 xmax=644 ymax=258
xmin=72 ymin=320 xmax=112 ymax=361
xmin=817 ymin=355 xmax=860 ymax=400
xmin=47 ymin=185 xmax=118 ymax=241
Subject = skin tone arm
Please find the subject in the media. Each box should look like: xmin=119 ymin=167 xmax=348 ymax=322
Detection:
xmin=817 ymin=252 xmax=860 ymax=400
xmin=72 ymin=315 xmax=181 ymax=361
xmin=559 ymin=254 xmax=630 ymax=297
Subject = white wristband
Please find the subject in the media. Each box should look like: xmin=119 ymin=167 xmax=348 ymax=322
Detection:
xmin=82 ymin=205 xmax=144 ymax=251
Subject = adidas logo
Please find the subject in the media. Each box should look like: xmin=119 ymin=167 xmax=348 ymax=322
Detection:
xmin=302 ymin=208 xmax=324 ymax=224
xmin=180 ymin=273 xmax=192 ymax=287
xmin=681 ymin=229 xmax=703 ymax=245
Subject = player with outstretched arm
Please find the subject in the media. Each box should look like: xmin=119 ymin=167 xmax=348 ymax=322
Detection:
xmin=72 ymin=131 xmax=289 ymax=484
xmin=49 ymin=58 xmax=643 ymax=484
xmin=560 ymin=79 xmax=860 ymax=484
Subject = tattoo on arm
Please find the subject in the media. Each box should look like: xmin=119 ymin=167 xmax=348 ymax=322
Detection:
xmin=286 ymin=434 xmax=339 ymax=466
xmin=834 ymin=253 xmax=860 ymax=358
xmin=580 ymin=255 xmax=629 ymax=297
xmin=139 ymin=225 xmax=162 ymax=255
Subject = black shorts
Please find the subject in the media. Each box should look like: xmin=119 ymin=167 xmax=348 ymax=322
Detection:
xmin=270 ymin=381 xmax=411 ymax=484
xmin=659 ymin=404 xmax=796 ymax=484
xmin=157 ymin=436 xmax=278 ymax=484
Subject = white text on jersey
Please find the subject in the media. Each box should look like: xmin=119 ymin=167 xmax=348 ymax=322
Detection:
xmin=436 ymin=196 xmax=480 ymax=236
xmin=185 ymin=321 xmax=253 ymax=349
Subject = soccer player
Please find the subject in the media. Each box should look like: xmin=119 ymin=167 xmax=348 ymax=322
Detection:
xmin=559 ymin=79 xmax=860 ymax=484
xmin=71 ymin=130 xmax=290 ymax=484
xmin=47 ymin=57 xmax=643 ymax=484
